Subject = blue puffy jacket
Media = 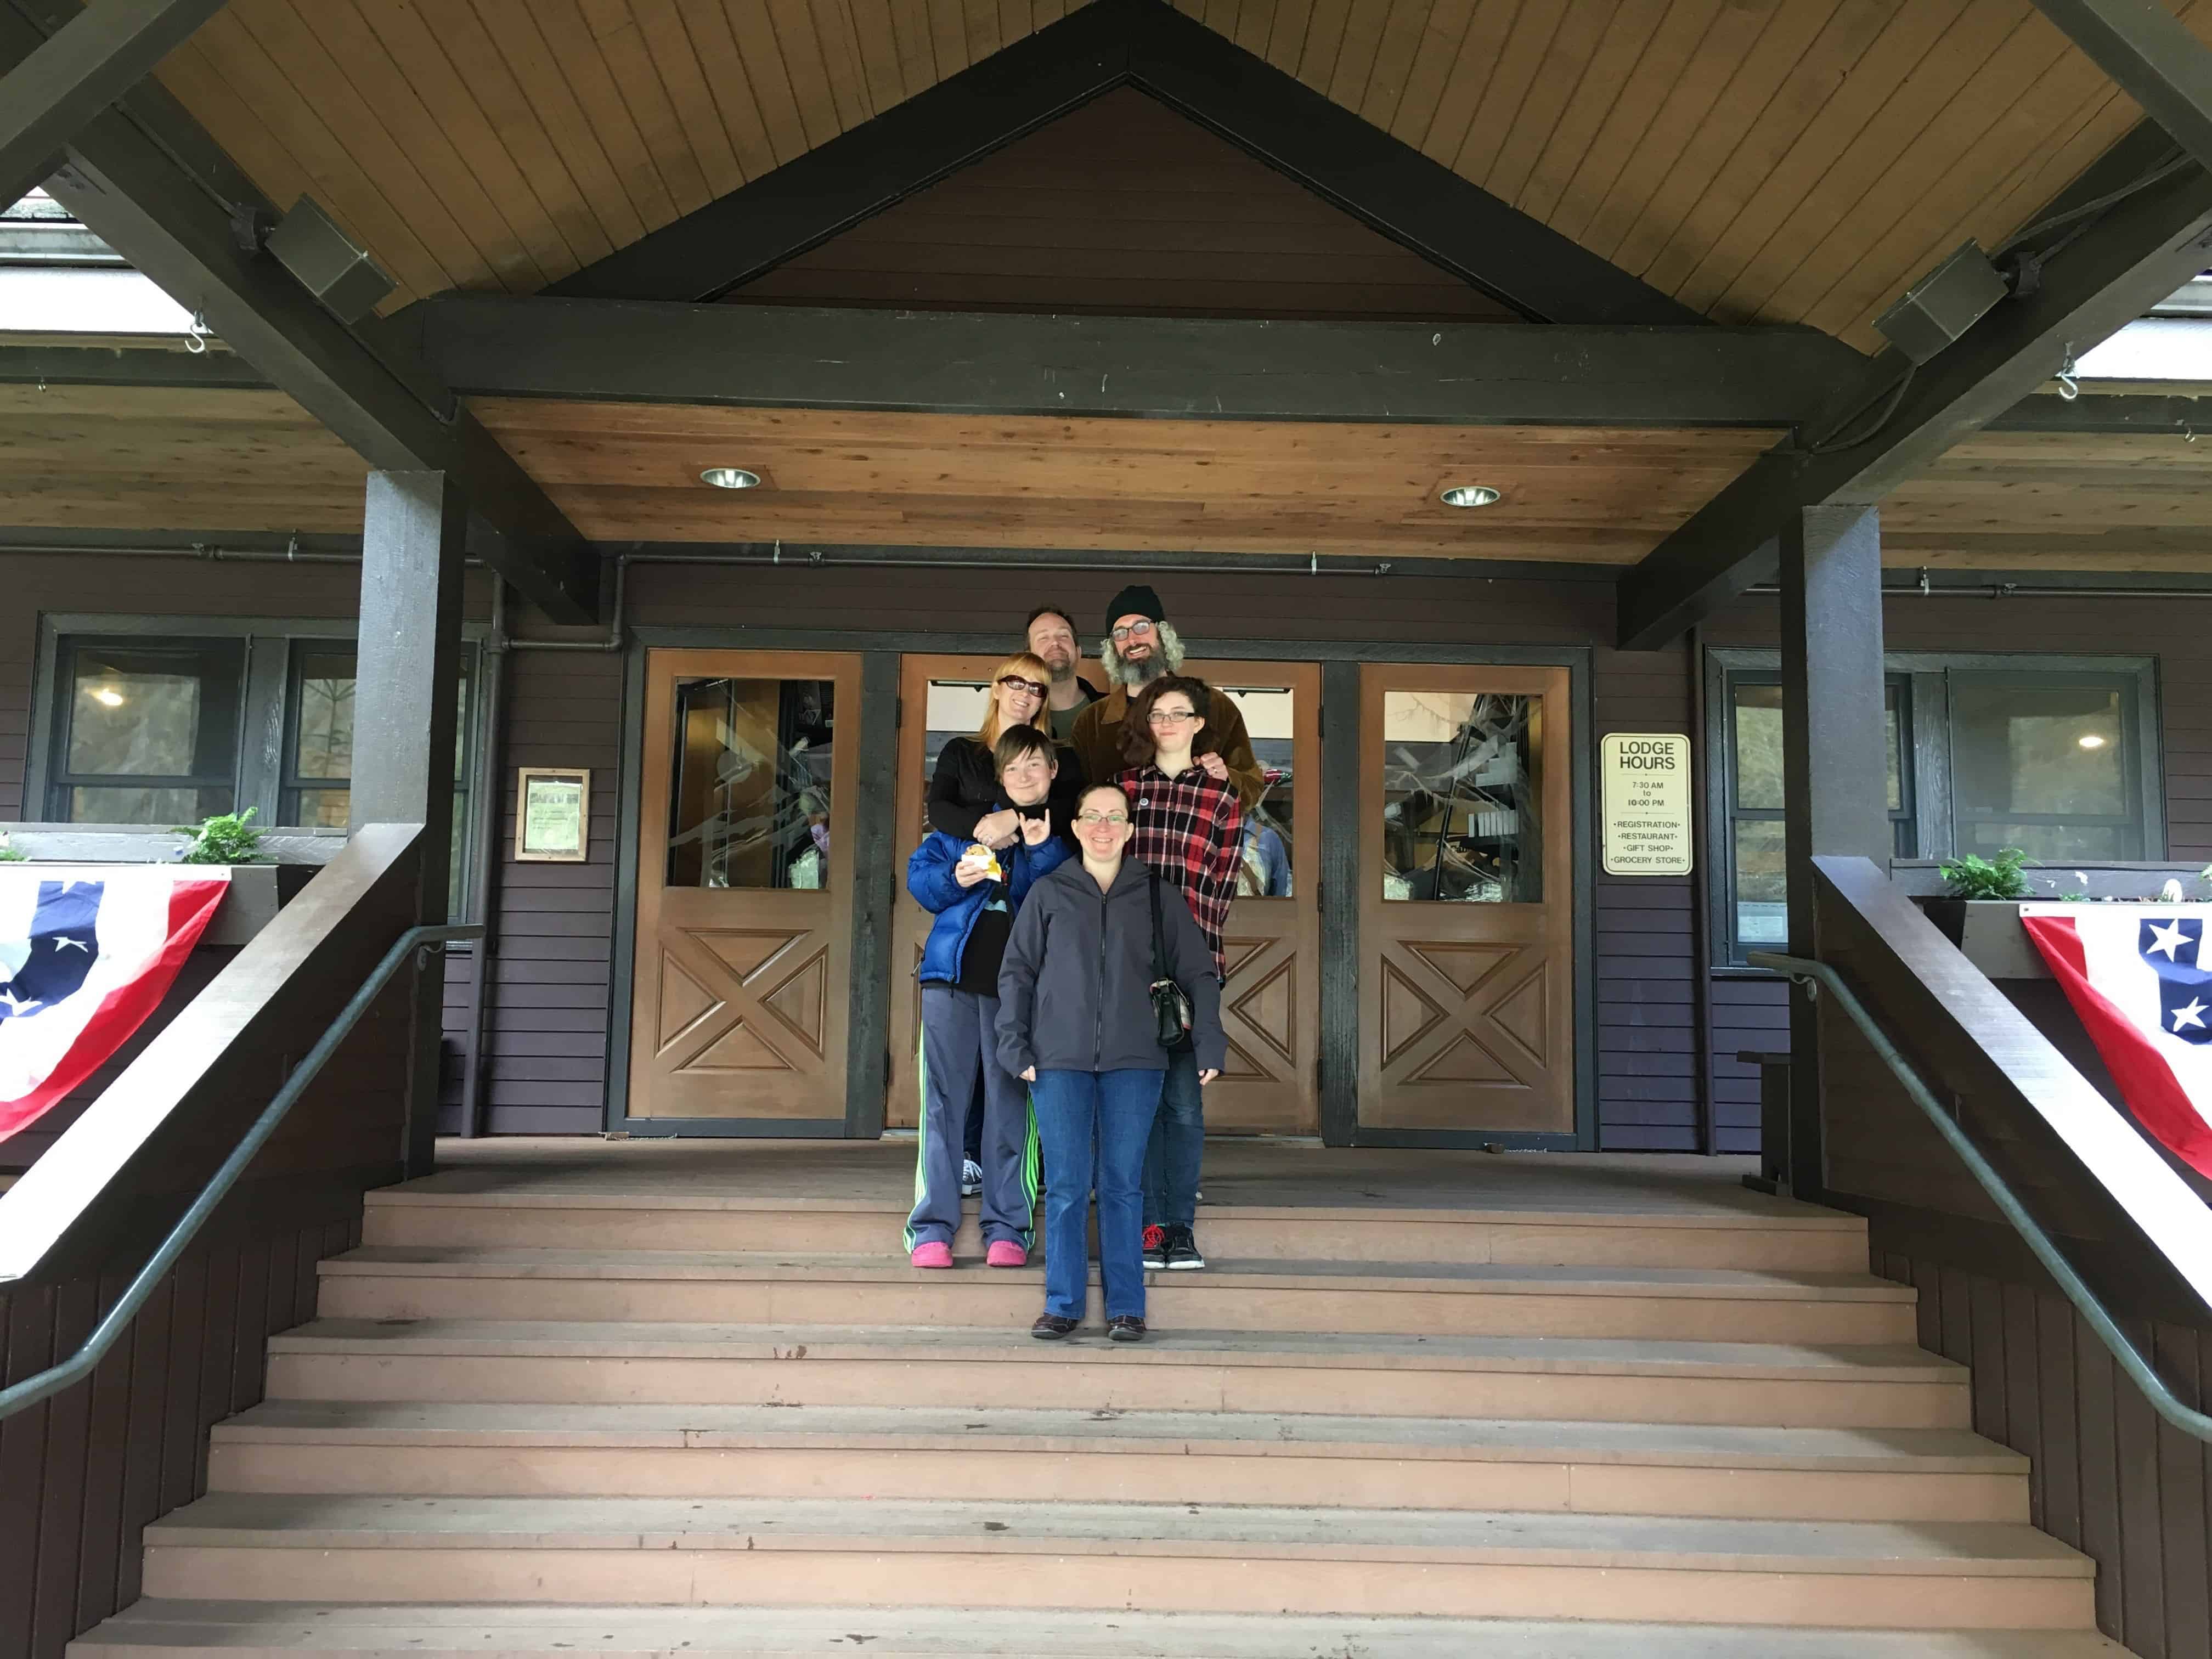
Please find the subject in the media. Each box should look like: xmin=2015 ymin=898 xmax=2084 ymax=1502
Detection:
xmin=908 ymin=815 xmax=1074 ymax=986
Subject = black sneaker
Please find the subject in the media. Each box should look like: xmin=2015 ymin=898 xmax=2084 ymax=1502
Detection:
xmin=1108 ymin=1315 xmax=1146 ymax=1342
xmin=1031 ymin=1313 xmax=1079 ymax=1340
xmin=1164 ymin=1224 xmax=1205 ymax=1270
xmin=1141 ymin=1224 xmax=1167 ymax=1269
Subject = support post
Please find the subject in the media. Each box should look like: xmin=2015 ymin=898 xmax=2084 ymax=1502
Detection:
xmin=1779 ymin=504 xmax=1889 ymax=1196
xmin=353 ymin=471 xmax=466 ymax=1177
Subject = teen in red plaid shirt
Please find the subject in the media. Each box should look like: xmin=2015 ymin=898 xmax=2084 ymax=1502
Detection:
xmin=1115 ymin=674 xmax=1242 ymax=1271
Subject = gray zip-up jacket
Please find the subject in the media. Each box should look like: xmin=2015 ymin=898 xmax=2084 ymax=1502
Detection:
xmin=996 ymin=856 xmax=1227 ymax=1077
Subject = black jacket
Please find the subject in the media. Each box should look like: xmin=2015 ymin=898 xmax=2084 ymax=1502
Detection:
xmin=927 ymin=734 xmax=1087 ymax=843
xmin=995 ymin=856 xmax=1227 ymax=1077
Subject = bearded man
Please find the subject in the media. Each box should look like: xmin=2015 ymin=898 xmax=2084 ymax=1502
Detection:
xmin=1068 ymin=584 xmax=1263 ymax=811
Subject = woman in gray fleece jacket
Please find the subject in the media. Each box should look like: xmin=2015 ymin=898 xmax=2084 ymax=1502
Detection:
xmin=997 ymin=784 xmax=1226 ymax=1342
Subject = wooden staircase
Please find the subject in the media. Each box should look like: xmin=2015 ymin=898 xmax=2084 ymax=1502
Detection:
xmin=69 ymin=1152 xmax=2127 ymax=1657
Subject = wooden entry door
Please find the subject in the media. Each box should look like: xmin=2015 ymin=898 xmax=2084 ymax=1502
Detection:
xmin=1183 ymin=659 xmax=1320 ymax=1135
xmin=887 ymin=653 xmax=1007 ymax=1128
xmin=628 ymin=649 xmax=860 ymax=1124
xmin=1358 ymin=664 xmax=1574 ymax=1134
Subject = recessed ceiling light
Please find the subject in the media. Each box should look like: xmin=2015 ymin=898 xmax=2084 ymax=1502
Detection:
xmin=1440 ymin=484 xmax=1501 ymax=509
xmin=2078 ymin=733 xmax=2108 ymax=750
xmin=700 ymin=467 xmax=761 ymax=490
xmin=90 ymin=686 xmax=123 ymax=707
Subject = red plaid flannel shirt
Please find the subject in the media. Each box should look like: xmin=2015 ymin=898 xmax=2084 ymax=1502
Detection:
xmin=1115 ymin=764 xmax=1244 ymax=979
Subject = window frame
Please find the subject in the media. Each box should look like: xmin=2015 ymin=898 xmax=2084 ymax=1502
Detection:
xmin=44 ymin=634 xmax=250 ymax=825
xmin=25 ymin=612 xmax=490 ymax=918
xmin=1702 ymin=648 xmax=2164 ymax=968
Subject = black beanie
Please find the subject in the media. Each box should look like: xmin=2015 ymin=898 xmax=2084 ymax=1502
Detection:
xmin=1105 ymin=583 xmax=1166 ymax=634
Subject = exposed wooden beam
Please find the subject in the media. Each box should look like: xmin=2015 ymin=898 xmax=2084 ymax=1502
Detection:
xmin=2029 ymin=0 xmax=2212 ymax=166
xmin=392 ymin=297 xmax=1851 ymax=427
xmin=544 ymin=0 xmax=1702 ymax=326
xmin=0 ymin=0 xmax=226 ymax=211
xmin=1613 ymin=122 xmax=2212 ymax=650
xmin=0 ymin=2 xmax=600 ymax=622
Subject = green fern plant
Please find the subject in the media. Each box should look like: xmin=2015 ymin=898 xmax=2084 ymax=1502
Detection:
xmin=174 ymin=808 xmax=268 ymax=866
xmin=1938 ymin=847 xmax=2032 ymax=901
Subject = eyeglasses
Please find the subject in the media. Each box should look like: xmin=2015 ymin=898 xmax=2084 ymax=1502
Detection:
xmin=1147 ymin=708 xmax=1198 ymax=727
xmin=997 ymin=675 xmax=1048 ymax=698
xmin=1074 ymin=811 xmax=1130 ymax=827
xmin=1109 ymin=620 xmax=1156 ymax=642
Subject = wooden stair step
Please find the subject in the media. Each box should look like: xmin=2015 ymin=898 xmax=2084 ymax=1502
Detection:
xmin=136 ymin=1494 xmax=2097 ymax=1628
xmin=362 ymin=1190 xmax=1867 ymax=1269
xmin=314 ymin=1248 xmax=1917 ymax=1341
xmin=70 ymin=1600 xmax=2132 ymax=1658
xmin=263 ymin=1319 xmax=1971 ymax=1427
xmin=206 ymin=1399 xmax=2028 ymax=1519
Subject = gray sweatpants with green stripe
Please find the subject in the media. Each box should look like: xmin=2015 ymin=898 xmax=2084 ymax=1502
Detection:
xmin=906 ymin=985 xmax=1039 ymax=1252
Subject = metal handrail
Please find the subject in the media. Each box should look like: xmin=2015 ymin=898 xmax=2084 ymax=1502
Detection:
xmin=1751 ymin=949 xmax=2212 ymax=1444
xmin=0 ymin=923 xmax=481 ymax=1423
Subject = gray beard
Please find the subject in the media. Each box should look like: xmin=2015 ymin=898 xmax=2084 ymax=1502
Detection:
xmin=1117 ymin=656 xmax=1165 ymax=689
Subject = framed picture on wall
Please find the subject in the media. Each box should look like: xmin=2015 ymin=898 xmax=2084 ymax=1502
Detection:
xmin=515 ymin=766 xmax=590 ymax=862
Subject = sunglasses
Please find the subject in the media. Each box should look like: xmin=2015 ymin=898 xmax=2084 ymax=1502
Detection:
xmin=997 ymin=675 xmax=1048 ymax=698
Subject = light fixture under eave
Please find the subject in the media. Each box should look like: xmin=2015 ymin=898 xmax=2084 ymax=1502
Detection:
xmin=700 ymin=467 xmax=761 ymax=490
xmin=90 ymin=686 xmax=123 ymax=707
xmin=1440 ymin=485 xmax=1502 ymax=509
xmin=2079 ymin=733 xmax=2109 ymax=750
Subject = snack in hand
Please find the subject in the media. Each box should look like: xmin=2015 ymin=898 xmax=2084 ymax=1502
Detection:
xmin=962 ymin=843 xmax=1003 ymax=882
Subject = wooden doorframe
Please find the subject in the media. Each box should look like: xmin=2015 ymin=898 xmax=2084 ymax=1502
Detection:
xmin=605 ymin=624 xmax=1593 ymax=1143
xmin=607 ymin=643 xmax=896 ymax=1137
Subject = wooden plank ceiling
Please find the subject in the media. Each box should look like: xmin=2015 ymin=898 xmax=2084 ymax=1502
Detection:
xmin=12 ymin=385 xmax=2212 ymax=573
xmin=152 ymin=1 xmax=2195 ymax=349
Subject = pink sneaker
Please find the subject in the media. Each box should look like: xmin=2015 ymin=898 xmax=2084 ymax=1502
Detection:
xmin=986 ymin=1240 xmax=1027 ymax=1269
xmin=909 ymin=1241 xmax=953 ymax=1268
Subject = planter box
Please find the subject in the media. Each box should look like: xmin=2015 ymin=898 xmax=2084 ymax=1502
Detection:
xmin=1912 ymin=897 xmax=2051 ymax=979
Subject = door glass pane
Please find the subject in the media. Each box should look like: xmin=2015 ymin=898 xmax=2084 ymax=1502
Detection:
xmin=920 ymin=677 xmax=993 ymax=838
xmin=667 ymin=676 xmax=835 ymax=889
xmin=1380 ymin=690 xmax=1542 ymax=902
xmin=1733 ymin=820 xmax=1788 ymax=946
xmin=1214 ymin=684 xmax=1294 ymax=898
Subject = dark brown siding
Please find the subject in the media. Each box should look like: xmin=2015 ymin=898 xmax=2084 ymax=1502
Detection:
xmin=726 ymin=85 xmax=1521 ymax=323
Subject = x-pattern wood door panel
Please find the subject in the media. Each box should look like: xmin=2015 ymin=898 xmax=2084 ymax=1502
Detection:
xmin=1359 ymin=663 xmax=1574 ymax=1135
xmin=628 ymin=649 xmax=859 ymax=1124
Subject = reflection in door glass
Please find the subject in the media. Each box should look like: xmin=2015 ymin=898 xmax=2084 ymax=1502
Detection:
xmin=1381 ymin=691 xmax=1542 ymax=903
xmin=1213 ymin=685 xmax=1294 ymax=897
xmin=665 ymin=678 xmax=834 ymax=889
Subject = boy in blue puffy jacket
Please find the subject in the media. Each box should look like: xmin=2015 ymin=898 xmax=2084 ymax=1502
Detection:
xmin=904 ymin=725 xmax=1073 ymax=1267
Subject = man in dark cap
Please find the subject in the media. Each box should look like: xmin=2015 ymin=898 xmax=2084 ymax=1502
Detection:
xmin=1068 ymin=584 xmax=1263 ymax=811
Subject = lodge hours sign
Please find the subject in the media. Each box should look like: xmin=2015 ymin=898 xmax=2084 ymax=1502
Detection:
xmin=1601 ymin=733 xmax=1693 ymax=877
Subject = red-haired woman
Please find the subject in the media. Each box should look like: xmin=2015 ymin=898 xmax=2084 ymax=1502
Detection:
xmin=1114 ymin=674 xmax=1242 ymax=1273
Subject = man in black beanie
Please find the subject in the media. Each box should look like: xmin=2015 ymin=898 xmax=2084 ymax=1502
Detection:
xmin=1068 ymin=584 xmax=1263 ymax=811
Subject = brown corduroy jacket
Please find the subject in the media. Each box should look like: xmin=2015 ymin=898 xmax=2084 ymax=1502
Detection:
xmin=1068 ymin=680 xmax=1265 ymax=812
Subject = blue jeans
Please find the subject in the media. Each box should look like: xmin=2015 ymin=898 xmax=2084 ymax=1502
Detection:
xmin=1029 ymin=1068 xmax=1165 ymax=1322
xmin=1142 ymin=1046 xmax=1204 ymax=1230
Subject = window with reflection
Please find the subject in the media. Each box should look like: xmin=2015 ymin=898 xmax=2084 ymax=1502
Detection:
xmin=1949 ymin=674 xmax=2141 ymax=862
xmin=667 ymin=676 xmax=835 ymax=889
xmin=1725 ymin=677 xmax=1910 ymax=952
xmin=1381 ymin=690 xmax=1542 ymax=903
xmin=49 ymin=638 xmax=244 ymax=823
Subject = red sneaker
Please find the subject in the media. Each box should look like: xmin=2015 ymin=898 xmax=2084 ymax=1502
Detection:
xmin=909 ymin=1241 xmax=953 ymax=1268
xmin=986 ymin=1240 xmax=1027 ymax=1268
xmin=1142 ymin=1225 xmax=1167 ymax=1269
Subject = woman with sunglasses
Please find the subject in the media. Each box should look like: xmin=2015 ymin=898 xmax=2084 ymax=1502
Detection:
xmin=997 ymin=784 xmax=1224 ymax=1342
xmin=927 ymin=652 xmax=1085 ymax=851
